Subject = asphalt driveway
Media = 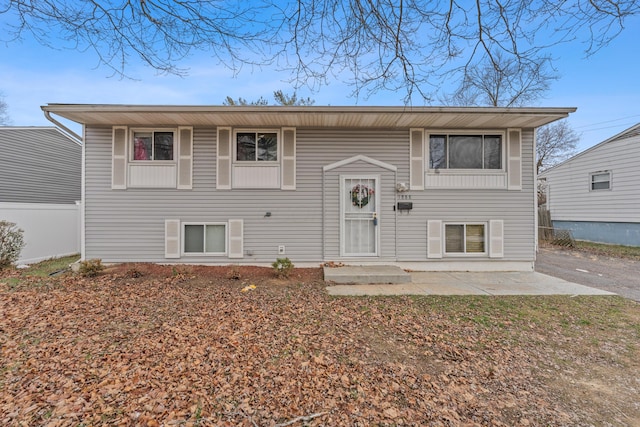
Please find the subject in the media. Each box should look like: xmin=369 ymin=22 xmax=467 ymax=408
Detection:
xmin=535 ymin=246 xmax=640 ymax=302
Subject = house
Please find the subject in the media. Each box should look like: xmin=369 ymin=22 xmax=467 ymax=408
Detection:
xmin=40 ymin=105 xmax=574 ymax=271
xmin=0 ymin=127 xmax=82 ymax=263
xmin=538 ymin=123 xmax=640 ymax=247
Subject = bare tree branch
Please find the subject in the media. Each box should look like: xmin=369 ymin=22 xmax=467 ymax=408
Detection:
xmin=0 ymin=92 xmax=11 ymax=125
xmin=536 ymin=120 xmax=580 ymax=173
xmin=442 ymin=50 xmax=558 ymax=107
xmin=223 ymin=90 xmax=315 ymax=106
xmin=1 ymin=0 xmax=638 ymax=100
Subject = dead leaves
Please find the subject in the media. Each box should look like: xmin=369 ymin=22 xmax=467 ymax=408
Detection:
xmin=1 ymin=265 xmax=637 ymax=426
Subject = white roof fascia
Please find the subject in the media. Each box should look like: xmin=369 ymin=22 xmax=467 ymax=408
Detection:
xmin=539 ymin=122 xmax=640 ymax=176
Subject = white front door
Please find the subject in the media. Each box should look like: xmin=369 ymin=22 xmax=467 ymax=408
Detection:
xmin=342 ymin=176 xmax=379 ymax=256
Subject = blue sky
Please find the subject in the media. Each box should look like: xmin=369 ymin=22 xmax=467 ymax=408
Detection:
xmin=1 ymin=11 xmax=639 ymax=152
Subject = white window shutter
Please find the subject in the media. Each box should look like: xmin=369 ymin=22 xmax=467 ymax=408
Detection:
xmin=427 ymin=220 xmax=443 ymax=259
xmin=489 ymin=220 xmax=504 ymax=258
xmin=217 ymin=127 xmax=232 ymax=189
xmin=281 ymin=127 xmax=296 ymax=190
xmin=507 ymin=129 xmax=522 ymax=190
xmin=410 ymin=128 xmax=424 ymax=190
xmin=228 ymin=219 xmax=244 ymax=258
xmin=112 ymin=126 xmax=127 ymax=189
xmin=165 ymin=219 xmax=181 ymax=259
xmin=177 ymin=126 xmax=193 ymax=189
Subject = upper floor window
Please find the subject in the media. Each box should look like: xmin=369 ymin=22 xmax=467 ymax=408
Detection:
xmin=590 ymin=171 xmax=611 ymax=191
xmin=236 ymin=131 xmax=278 ymax=162
xmin=429 ymin=134 xmax=502 ymax=170
xmin=132 ymin=130 xmax=175 ymax=161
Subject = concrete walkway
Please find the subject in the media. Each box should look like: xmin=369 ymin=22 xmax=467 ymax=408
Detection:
xmin=326 ymin=271 xmax=617 ymax=296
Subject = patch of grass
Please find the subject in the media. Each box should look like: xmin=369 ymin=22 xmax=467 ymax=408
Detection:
xmin=0 ymin=255 xmax=80 ymax=290
xmin=193 ymin=403 xmax=203 ymax=426
xmin=21 ymin=254 xmax=80 ymax=277
xmin=470 ymin=314 xmax=492 ymax=327
xmin=2 ymin=277 xmax=21 ymax=289
xmin=410 ymin=294 xmax=636 ymax=335
xmin=573 ymin=241 xmax=640 ymax=260
xmin=359 ymin=304 xmax=371 ymax=315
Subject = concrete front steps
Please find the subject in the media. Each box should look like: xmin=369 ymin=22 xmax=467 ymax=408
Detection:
xmin=323 ymin=265 xmax=411 ymax=284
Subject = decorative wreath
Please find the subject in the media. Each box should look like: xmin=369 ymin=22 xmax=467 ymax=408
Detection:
xmin=351 ymin=184 xmax=375 ymax=208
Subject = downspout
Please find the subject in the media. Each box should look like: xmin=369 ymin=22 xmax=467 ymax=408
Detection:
xmin=533 ymin=127 xmax=539 ymax=260
xmin=322 ymin=170 xmax=325 ymax=261
xmin=43 ymin=110 xmax=86 ymax=261
xmin=394 ymin=169 xmax=398 ymax=263
xmin=79 ymin=125 xmax=86 ymax=260
xmin=43 ymin=110 xmax=83 ymax=142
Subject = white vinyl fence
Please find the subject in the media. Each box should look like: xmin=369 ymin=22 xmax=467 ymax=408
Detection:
xmin=0 ymin=202 xmax=80 ymax=264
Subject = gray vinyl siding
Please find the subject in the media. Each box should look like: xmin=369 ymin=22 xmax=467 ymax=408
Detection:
xmin=0 ymin=127 xmax=81 ymax=204
xmin=84 ymin=126 xmax=536 ymax=263
xmin=396 ymin=129 xmax=535 ymax=262
xmin=541 ymin=133 xmax=640 ymax=223
xmin=312 ymin=129 xmax=406 ymax=261
xmin=86 ymin=126 xmax=326 ymax=262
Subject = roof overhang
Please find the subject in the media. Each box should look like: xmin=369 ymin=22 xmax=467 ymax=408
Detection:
xmin=41 ymin=104 xmax=576 ymax=129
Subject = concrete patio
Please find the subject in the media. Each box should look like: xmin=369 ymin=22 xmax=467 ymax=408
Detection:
xmin=324 ymin=266 xmax=617 ymax=296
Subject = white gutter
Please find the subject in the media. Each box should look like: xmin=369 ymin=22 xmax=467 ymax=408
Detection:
xmin=43 ymin=110 xmax=83 ymax=142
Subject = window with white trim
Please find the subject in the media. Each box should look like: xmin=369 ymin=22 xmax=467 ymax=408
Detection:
xmin=429 ymin=134 xmax=502 ymax=170
xmin=445 ymin=223 xmax=486 ymax=255
xmin=228 ymin=129 xmax=283 ymax=189
xmin=131 ymin=129 xmax=175 ymax=161
xmin=183 ymin=223 xmax=227 ymax=255
xmin=112 ymin=126 xmax=193 ymax=190
xmin=236 ymin=131 xmax=278 ymax=162
xmin=590 ymin=171 xmax=611 ymax=191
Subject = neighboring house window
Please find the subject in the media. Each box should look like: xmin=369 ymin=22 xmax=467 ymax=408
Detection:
xmin=429 ymin=134 xmax=502 ymax=170
xmin=236 ymin=131 xmax=278 ymax=162
xmin=590 ymin=171 xmax=611 ymax=191
xmin=132 ymin=130 xmax=175 ymax=161
xmin=445 ymin=223 xmax=486 ymax=254
xmin=183 ymin=223 xmax=226 ymax=255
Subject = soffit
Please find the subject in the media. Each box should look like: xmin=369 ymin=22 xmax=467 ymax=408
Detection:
xmin=41 ymin=104 xmax=576 ymax=129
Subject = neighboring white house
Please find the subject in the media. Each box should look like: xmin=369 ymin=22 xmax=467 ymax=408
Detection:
xmin=0 ymin=127 xmax=82 ymax=263
xmin=539 ymin=123 xmax=640 ymax=247
xmin=41 ymin=104 xmax=574 ymax=271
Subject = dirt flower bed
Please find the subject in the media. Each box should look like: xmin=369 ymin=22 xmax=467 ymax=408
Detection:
xmin=1 ymin=263 xmax=639 ymax=426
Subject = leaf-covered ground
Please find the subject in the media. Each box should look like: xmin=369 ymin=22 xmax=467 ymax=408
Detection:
xmin=1 ymin=263 xmax=639 ymax=426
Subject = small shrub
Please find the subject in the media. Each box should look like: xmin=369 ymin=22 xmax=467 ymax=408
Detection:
xmin=226 ymin=266 xmax=242 ymax=280
xmin=126 ymin=267 xmax=144 ymax=278
xmin=272 ymin=257 xmax=294 ymax=278
xmin=0 ymin=220 xmax=25 ymax=269
xmin=78 ymin=259 xmax=104 ymax=277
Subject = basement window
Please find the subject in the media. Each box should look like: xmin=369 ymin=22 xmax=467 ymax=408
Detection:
xmin=183 ymin=223 xmax=227 ymax=255
xmin=445 ymin=223 xmax=486 ymax=255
